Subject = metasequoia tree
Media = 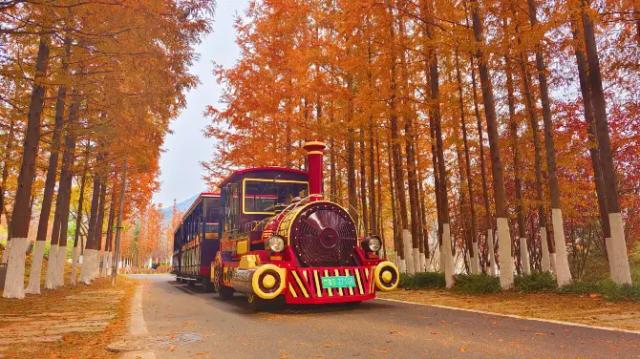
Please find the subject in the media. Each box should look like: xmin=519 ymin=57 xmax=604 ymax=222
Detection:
xmin=470 ymin=0 xmax=514 ymax=288
xmin=2 ymin=1 xmax=213 ymax=298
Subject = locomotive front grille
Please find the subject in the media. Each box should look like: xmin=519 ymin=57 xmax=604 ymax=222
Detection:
xmin=287 ymin=267 xmax=374 ymax=300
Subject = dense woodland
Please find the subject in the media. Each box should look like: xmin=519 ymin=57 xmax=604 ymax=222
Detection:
xmin=0 ymin=1 xmax=214 ymax=299
xmin=207 ymin=0 xmax=640 ymax=288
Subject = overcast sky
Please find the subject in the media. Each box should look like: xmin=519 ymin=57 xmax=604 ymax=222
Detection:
xmin=153 ymin=0 xmax=250 ymax=208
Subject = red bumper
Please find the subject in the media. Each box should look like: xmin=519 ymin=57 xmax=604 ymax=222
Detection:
xmin=284 ymin=266 xmax=376 ymax=304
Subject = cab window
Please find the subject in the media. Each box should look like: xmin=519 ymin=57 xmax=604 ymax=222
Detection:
xmin=243 ymin=179 xmax=308 ymax=214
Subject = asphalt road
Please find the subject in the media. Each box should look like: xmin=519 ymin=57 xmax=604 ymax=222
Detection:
xmin=130 ymin=274 xmax=640 ymax=359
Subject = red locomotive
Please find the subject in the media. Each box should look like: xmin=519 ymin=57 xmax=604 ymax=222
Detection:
xmin=173 ymin=141 xmax=399 ymax=306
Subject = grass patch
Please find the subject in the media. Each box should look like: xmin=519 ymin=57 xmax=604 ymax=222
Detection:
xmin=515 ymin=272 xmax=558 ymax=292
xmin=399 ymin=272 xmax=446 ymax=289
xmin=452 ymin=274 xmax=501 ymax=294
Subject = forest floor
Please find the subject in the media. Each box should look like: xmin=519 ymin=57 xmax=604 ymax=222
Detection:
xmin=380 ymin=289 xmax=640 ymax=332
xmin=0 ymin=277 xmax=135 ymax=358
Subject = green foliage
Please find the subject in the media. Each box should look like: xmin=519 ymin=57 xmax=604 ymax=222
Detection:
xmin=452 ymin=274 xmax=501 ymax=294
xmin=559 ymin=279 xmax=640 ymax=302
xmin=557 ymin=280 xmax=600 ymax=294
xmin=399 ymin=272 xmax=446 ymax=289
xmin=514 ymin=272 xmax=558 ymax=292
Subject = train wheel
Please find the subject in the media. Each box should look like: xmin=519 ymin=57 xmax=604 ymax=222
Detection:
xmin=213 ymin=259 xmax=234 ymax=300
xmin=201 ymin=277 xmax=214 ymax=292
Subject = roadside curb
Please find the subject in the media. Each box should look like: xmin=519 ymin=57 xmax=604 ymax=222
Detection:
xmin=377 ymin=297 xmax=640 ymax=335
xmin=118 ymin=283 xmax=156 ymax=359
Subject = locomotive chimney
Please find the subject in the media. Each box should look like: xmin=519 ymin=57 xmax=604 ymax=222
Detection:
xmin=303 ymin=141 xmax=326 ymax=201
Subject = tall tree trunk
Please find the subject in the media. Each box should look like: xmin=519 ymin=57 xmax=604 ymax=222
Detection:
xmin=518 ymin=47 xmax=553 ymax=273
xmin=3 ymin=34 xmax=51 ymax=299
xmin=569 ymin=14 xmax=610 ymax=248
xmin=580 ymin=0 xmax=632 ymax=284
xmin=425 ymin=0 xmax=453 ymax=286
xmin=470 ymin=57 xmax=494 ymax=275
xmin=470 ymin=0 xmax=514 ymax=289
xmin=367 ymin=123 xmax=377 ymax=235
xmin=416 ymin=143 xmax=430 ymax=261
xmin=527 ymin=0 xmax=572 ymax=285
xmin=358 ymin=129 xmax=369 ymax=234
xmin=111 ymin=162 xmax=128 ymax=284
xmin=26 ymin=38 xmax=71 ymax=294
xmin=346 ymin=126 xmax=358 ymax=226
xmin=81 ymin=173 xmax=102 ymax=284
xmin=27 ymin=61 xmax=69 ymax=293
xmin=455 ymin=49 xmax=480 ymax=274
xmin=398 ymin=7 xmax=423 ymax=272
xmin=366 ymin=40 xmax=378 ymax=237
xmin=103 ymin=185 xmax=116 ymax=276
xmin=387 ymin=131 xmax=401 ymax=266
xmin=505 ymin=54 xmax=531 ymax=276
xmin=329 ymin=136 xmax=337 ymax=201
xmin=71 ymin=144 xmax=90 ymax=285
xmin=375 ymin=136 xmax=385 ymax=257
xmin=386 ymin=0 xmax=409 ymax=269
xmin=93 ymin=178 xmax=108 ymax=278
xmin=52 ymin=93 xmax=80 ymax=288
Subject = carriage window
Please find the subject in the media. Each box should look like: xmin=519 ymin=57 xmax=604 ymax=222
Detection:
xmin=243 ymin=179 xmax=308 ymax=214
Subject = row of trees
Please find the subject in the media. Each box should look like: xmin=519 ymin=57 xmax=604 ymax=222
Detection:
xmin=0 ymin=1 xmax=213 ymax=299
xmin=207 ymin=0 xmax=639 ymax=288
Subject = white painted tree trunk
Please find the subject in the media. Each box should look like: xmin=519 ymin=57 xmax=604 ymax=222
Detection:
xmin=71 ymin=245 xmax=80 ymax=285
xmin=551 ymin=208 xmax=572 ymax=286
xmin=442 ymin=223 xmax=454 ymax=288
xmin=2 ymin=237 xmax=29 ymax=299
xmin=519 ymin=237 xmax=531 ymax=275
xmin=471 ymin=241 xmax=480 ymax=274
xmin=412 ymin=248 xmax=421 ymax=273
xmin=398 ymin=258 xmax=406 ymax=273
xmin=80 ymin=248 xmax=98 ymax=284
xmin=44 ymin=244 xmax=58 ymax=289
xmin=540 ymin=227 xmax=550 ymax=272
xmin=55 ymin=244 xmax=66 ymax=287
xmin=549 ymin=252 xmax=557 ymax=274
xmin=496 ymin=218 xmax=514 ymax=289
xmin=607 ymin=213 xmax=632 ymax=285
xmin=402 ymin=230 xmax=415 ymax=275
xmin=102 ymin=252 xmax=111 ymax=277
xmin=25 ymin=240 xmax=46 ymax=294
xmin=418 ymin=251 xmax=426 ymax=272
xmin=92 ymin=250 xmax=101 ymax=280
xmin=487 ymin=229 xmax=497 ymax=276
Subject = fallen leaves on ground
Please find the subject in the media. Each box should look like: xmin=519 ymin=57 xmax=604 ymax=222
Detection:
xmin=0 ymin=277 xmax=135 ymax=358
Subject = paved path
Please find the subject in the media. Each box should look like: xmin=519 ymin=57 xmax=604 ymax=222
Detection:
xmin=129 ymin=274 xmax=640 ymax=358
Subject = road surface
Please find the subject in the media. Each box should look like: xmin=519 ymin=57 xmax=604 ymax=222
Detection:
xmin=129 ymin=274 xmax=640 ymax=358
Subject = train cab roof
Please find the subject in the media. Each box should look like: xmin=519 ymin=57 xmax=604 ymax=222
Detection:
xmin=218 ymin=166 xmax=308 ymax=187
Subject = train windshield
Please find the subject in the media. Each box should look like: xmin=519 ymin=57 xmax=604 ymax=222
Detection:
xmin=243 ymin=179 xmax=308 ymax=214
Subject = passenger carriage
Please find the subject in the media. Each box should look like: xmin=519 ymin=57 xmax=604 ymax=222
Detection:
xmin=171 ymin=192 xmax=222 ymax=288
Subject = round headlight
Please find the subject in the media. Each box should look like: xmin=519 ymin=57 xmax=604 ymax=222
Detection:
xmin=366 ymin=236 xmax=382 ymax=252
xmin=267 ymin=235 xmax=285 ymax=252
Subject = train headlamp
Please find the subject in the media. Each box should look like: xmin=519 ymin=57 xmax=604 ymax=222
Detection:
xmin=363 ymin=236 xmax=382 ymax=252
xmin=267 ymin=235 xmax=285 ymax=253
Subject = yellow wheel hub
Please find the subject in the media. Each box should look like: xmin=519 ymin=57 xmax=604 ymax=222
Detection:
xmin=381 ymin=270 xmax=393 ymax=283
xmin=262 ymin=274 xmax=276 ymax=289
xmin=374 ymin=261 xmax=399 ymax=292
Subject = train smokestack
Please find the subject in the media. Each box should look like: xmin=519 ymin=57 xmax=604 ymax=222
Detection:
xmin=303 ymin=141 xmax=326 ymax=201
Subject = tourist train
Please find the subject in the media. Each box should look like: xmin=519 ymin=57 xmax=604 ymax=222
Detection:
xmin=171 ymin=141 xmax=399 ymax=305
